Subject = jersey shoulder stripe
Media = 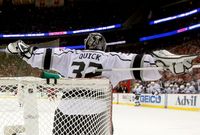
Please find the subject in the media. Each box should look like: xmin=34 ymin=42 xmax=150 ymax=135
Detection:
xmin=109 ymin=53 xmax=132 ymax=61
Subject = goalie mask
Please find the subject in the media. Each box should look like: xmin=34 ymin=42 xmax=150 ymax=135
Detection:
xmin=84 ymin=33 xmax=107 ymax=51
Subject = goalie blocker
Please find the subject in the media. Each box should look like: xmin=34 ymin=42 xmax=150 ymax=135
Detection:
xmin=151 ymin=50 xmax=198 ymax=74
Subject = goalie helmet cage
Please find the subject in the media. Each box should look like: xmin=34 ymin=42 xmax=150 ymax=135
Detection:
xmin=0 ymin=77 xmax=112 ymax=135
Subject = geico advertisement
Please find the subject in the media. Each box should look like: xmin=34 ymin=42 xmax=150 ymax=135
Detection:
xmin=168 ymin=94 xmax=200 ymax=108
xmin=139 ymin=94 xmax=165 ymax=106
xmin=117 ymin=94 xmax=165 ymax=105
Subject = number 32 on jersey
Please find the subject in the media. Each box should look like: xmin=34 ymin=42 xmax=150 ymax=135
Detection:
xmin=71 ymin=61 xmax=103 ymax=78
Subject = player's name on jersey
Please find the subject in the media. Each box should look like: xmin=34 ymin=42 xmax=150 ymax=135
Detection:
xmin=79 ymin=52 xmax=102 ymax=61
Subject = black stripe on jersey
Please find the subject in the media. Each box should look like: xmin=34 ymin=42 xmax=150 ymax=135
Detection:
xmin=132 ymin=54 xmax=143 ymax=80
xmin=44 ymin=49 xmax=52 ymax=70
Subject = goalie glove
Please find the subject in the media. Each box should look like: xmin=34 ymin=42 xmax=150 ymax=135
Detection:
xmin=151 ymin=50 xmax=198 ymax=74
xmin=5 ymin=40 xmax=36 ymax=59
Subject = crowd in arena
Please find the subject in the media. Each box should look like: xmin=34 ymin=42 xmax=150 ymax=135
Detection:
xmin=0 ymin=38 xmax=200 ymax=95
xmin=132 ymin=80 xmax=200 ymax=94
xmin=0 ymin=1 xmax=132 ymax=34
xmin=113 ymin=38 xmax=200 ymax=94
xmin=0 ymin=1 xmax=199 ymax=95
xmin=114 ymin=79 xmax=200 ymax=94
xmin=0 ymin=53 xmax=41 ymax=77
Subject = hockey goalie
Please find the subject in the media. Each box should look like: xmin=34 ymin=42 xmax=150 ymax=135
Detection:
xmin=5 ymin=33 xmax=198 ymax=135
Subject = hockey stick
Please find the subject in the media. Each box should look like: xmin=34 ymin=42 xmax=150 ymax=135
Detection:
xmin=95 ymin=66 xmax=165 ymax=72
xmin=95 ymin=64 xmax=200 ymax=72
xmin=192 ymin=64 xmax=200 ymax=68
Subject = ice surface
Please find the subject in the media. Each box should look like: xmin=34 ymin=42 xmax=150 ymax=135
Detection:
xmin=113 ymin=104 xmax=200 ymax=135
xmin=1 ymin=99 xmax=200 ymax=135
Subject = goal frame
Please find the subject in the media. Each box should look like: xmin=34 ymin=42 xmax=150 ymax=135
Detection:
xmin=0 ymin=77 xmax=113 ymax=135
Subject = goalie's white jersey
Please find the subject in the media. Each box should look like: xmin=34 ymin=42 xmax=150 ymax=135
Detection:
xmin=25 ymin=48 xmax=161 ymax=87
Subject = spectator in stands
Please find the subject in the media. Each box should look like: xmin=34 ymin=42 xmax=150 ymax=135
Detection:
xmin=151 ymin=81 xmax=161 ymax=95
xmin=197 ymin=79 xmax=200 ymax=93
xmin=179 ymin=85 xmax=185 ymax=94
xmin=121 ymin=85 xmax=128 ymax=93
xmin=166 ymin=84 xmax=173 ymax=94
xmin=162 ymin=82 xmax=168 ymax=94
xmin=172 ymin=83 xmax=179 ymax=94
xmin=184 ymin=83 xmax=196 ymax=94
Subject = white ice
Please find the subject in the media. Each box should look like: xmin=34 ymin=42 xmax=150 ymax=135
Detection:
xmin=1 ymin=98 xmax=200 ymax=135
xmin=113 ymin=104 xmax=200 ymax=135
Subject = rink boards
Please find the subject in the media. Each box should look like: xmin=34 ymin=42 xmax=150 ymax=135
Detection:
xmin=113 ymin=93 xmax=200 ymax=111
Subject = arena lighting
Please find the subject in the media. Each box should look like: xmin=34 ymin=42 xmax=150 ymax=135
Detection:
xmin=0 ymin=40 xmax=126 ymax=52
xmin=106 ymin=41 xmax=126 ymax=46
xmin=149 ymin=8 xmax=200 ymax=25
xmin=64 ymin=40 xmax=126 ymax=49
xmin=0 ymin=24 xmax=122 ymax=38
xmin=70 ymin=24 xmax=122 ymax=34
xmin=139 ymin=23 xmax=200 ymax=42
xmin=2 ymin=33 xmax=46 ymax=38
xmin=65 ymin=45 xmax=84 ymax=49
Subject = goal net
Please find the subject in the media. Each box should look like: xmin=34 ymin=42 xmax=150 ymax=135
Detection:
xmin=0 ymin=77 xmax=112 ymax=135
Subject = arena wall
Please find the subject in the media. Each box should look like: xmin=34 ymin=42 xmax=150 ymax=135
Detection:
xmin=113 ymin=93 xmax=200 ymax=111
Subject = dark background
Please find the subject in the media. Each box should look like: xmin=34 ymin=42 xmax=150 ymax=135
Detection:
xmin=0 ymin=0 xmax=199 ymax=53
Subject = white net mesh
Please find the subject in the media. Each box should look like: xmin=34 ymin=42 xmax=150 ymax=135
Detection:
xmin=0 ymin=77 xmax=112 ymax=135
